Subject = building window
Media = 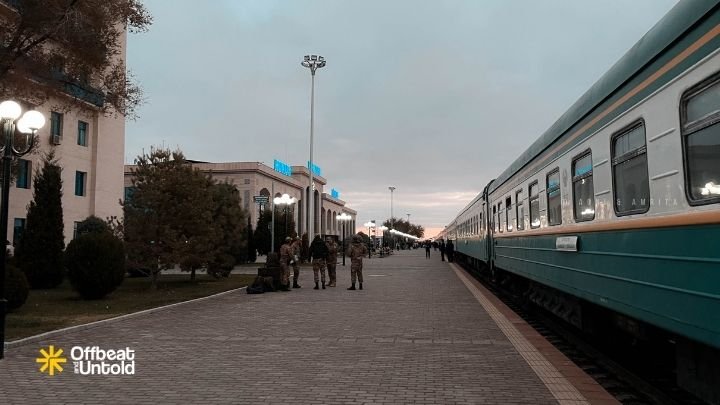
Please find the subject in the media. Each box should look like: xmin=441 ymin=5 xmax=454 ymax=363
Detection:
xmin=77 ymin=121 xmax=88 ymax=146
xmin=51 ymin=111 xmax=63 ymax=137
xmin=681 ymin=74 xmax=720 ymax=204
xmin=516 ymin=189 xmax=524 ymax=230
xmin=505 ymin=197 xmax=512 ymax=231
xmin=16 ymin=159 xmax=31 ymax=189
xmin=529 ymin=182 xmax=540 ymax=228
xmin=244 ymin=178 xmax=250 ymax=185
xmin=612 ymin=122 xmax=650 ymax=215
xmin=572 ymin=152 xmax=595 ymax=221
xmin=13 ymin=218 xmax=25 ymax=245
xmin=75 ymin=171 xmax=86 ymax=196
xmin=547 ymin=169 xmax=561 ymax=225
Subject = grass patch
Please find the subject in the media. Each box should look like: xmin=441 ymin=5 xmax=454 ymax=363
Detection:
xmin=6 ymin=273 xmax=255 ymax=341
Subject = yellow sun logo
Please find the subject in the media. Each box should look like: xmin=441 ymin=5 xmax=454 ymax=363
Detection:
xmin=36 ymin=345 xmax=67 ymax=376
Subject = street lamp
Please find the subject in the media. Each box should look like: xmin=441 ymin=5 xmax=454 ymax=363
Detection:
xmin=377 ymin=225 xmax=388 ymax=257
xmin=0 ymin=100 xmax=45 ymax=359
xmin=363 ymin=221 xmax=376 ymax=258
xmin=301 ymin=54 xmax=326 ymax=241
xmin=273 ymin=193 xmax=296 ymax=242
xmin=389 ymin=186 xmax=395 ymax=250
xmin=336 ymin=212 xmax=351 ymax=266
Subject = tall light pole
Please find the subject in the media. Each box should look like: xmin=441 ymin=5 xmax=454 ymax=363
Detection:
xmin=388 ymin=186 xmax=395 ymax=249
xmin=274 ymin=193 xmax=297 ymax=245
xmin=0 ymin=101 xmax=45 ymax=359
xmin=301 ymin=54 xmax=326 ymax=241
xmin=336 ymin=212 xmax=351 ymax=266
xmin=407 ymin=213 xmax=411 ymax=225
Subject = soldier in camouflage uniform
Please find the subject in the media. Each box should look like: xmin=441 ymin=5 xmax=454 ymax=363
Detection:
xmin=347 ymin=234 xmax=368 ymax=290
xmin=278 ymin=237 xmax=293 ymax=291
xmin=325 ymin=237 xmax=338 ymax=287
xmin=309 ymin=235 xmax=328 ymax=290
xmin=291 ymin=236 xmax=302 ymax=288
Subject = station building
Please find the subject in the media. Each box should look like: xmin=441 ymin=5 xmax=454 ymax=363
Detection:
xmin=123 ymin=160 xmax=357 ymax=239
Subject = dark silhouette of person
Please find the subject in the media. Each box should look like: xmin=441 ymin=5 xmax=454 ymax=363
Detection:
xmin=424 ymin=242 xmax=431 ymax=258
xmin=446 ymin=240 xmax=455 ymax=263
xmin=439 ymin=240 xmax=446 ymax=262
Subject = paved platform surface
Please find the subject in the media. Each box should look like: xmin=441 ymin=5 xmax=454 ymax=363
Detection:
xmin=0 ymin=250 xmax=615 ymax=404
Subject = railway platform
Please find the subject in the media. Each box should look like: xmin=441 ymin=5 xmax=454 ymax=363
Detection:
xmin=0 ymin=250 xmax=617 ymax=404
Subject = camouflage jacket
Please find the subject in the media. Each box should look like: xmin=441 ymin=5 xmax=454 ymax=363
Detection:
xmin=347 ymin=242 xmax=368 ymax=261
xmin=279 ymin=244 xmax=292 ymax=264
xmin=290 ymin=240 xmax=301 ymax=262
xmin=326 ymin=241 xmax=338 ymax=261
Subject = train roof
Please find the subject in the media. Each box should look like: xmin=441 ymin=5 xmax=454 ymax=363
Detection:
xmin=489 ymin=0 xmax=719 ymax=194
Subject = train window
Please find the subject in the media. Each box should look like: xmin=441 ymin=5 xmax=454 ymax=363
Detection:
xmin=529 ymin=181 xmax=540 ymax=228
xmin=612 ymin=122 xmax=650 ymax=215
xmin=572 ymin=151 xmax=595 ymax=221
xmin=516 ymin=189 xmax=524 ymax=230
xmin=498 ymin=202 xmax=504 ymax=233
xmin=492 ymin=205 xmax=496 ymax=233
xmin=547 ymin=169 xmax=562 ymax=225
xmin=681 ymin=74 xmax=720 ymax=205
xmin=505 ymin=197 xmax=512 ymax=231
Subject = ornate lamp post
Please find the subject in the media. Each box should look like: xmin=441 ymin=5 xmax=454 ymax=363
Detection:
xmin=301 ymin=54 xmax=326 ymax=241
xmin=0 ymin=100 xmax=45 ymax=359
xmin=336 ymin=212 xmax=351 ymax=266
xmin=388 ymin=186 xmax=395 ymax=249
xmin=363 ymin=221 xmax=376 ymax=258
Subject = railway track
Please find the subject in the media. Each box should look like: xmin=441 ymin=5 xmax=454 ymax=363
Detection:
xmin=459 ymin=263 xmax=707 ymax=405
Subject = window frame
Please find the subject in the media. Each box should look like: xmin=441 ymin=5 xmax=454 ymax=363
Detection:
xmin=680 ymin=72 xmax=720 ymax=206
xmin=546 ymin=168 xmax=562 ymax=226
xmin=498 ymin=202 xmax=504 ymax=233
xmin=50 ymin=111 xmax=63 ymax=137
xmin=77 ymin=120 xmax=88 ymax=146
xmin=572 ymin=149 xmax=595 ymax=222
xmin=515 ymin=189 xmax=524 ymax=230
xmin=16 ymin=159 xmax=31 ymax=189
xmin=529 ymin=181 xmax=540 ymax=229
xmin=610 ymin=119 xmax=650 ymax=216
xmin=505 ymin=196 xmax=512 ymax=232
xmin=74 ymin=171 xmax=87 ymax=197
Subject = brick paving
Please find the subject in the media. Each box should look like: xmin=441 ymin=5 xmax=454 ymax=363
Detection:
xmin=0 ymin=249 xmax=597 ymax=404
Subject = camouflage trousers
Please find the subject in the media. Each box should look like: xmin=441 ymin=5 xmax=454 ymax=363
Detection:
xmin=312 ymin=259 xmax=326 ymax=283
xmin=350 ymin=260 xmax=363 ymax=284
xmin=326 ymin=260 xmax=337 ymax=285
xmin=292 ymin=263 xmax=300 ymax=283
xmin=280 ymin=263 xmax=290 ymax=286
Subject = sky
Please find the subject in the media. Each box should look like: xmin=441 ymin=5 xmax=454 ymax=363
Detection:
xmin=126 ymin=0 xmax=679 ymax=238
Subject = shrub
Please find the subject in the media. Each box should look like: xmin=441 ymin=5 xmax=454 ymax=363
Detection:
xmin=66 ymin=232 xmax=125 ymax=299
xmin=4 ymin=262 xmax=29 ymax=312
xmin=76 ymin=216 xmax=110 ymax=236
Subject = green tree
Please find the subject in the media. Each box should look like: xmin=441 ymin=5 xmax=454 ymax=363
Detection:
xmin=66 ymin=231 xmax=125 ymax=299
xmin=0 ymin=0 xmax=152 ymax=118
xmin=206 ymin=181 xmax=247 ymax=278
xmin=246 ymin=217 xmax=256 ymax=263
xmin=383 ymin=218 xmax=424 ymax=238
xmin=123 ymin=148 xmax=216 ymax=287
xmin=15 ymin=153 xmax=64 ymax=289
xmin=253 ymin=209 xmax=271 ymax=255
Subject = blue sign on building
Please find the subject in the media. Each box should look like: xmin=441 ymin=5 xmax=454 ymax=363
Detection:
xmin=307 ymin=161 xmax=322 ymax=176
xmin=331 ymin=188 xmax=340 ymax=199
xmin=273 ymin=159 xmax=292 ymax=176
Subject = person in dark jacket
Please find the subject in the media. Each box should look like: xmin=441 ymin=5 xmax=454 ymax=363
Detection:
xmin=309 ymin=235 xmax=329 ymax=289
xmin=446 ymin=240 xmax=455 ymax=262
xmin=424 ymin=241 xmax=431 ymax=258
xmin=439 ymin=240 xmax=446 ymax=262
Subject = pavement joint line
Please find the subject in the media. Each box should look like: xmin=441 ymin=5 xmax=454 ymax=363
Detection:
xmin=3 ymin=285 xmax=248 ymax=351
xmin=450 ymin=263 xmax=590 ymax=405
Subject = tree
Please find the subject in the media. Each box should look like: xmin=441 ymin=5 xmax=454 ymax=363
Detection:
xmin=246 ymin=217 xmax=256 ymax=263
xmin=66 ymin=231 xmax=125 ymax=299
xmin=123 ymin=148 xmax=216 ymax=288
xmin=206 ymin=181 xmax=247 ymax=278
xmin=0 ymin=0 xmax=152 ymax=118
xmin=253 ymin=209 xmax=271 ymax=255
xmin=15 ymin=152 xmax=64 ymax=288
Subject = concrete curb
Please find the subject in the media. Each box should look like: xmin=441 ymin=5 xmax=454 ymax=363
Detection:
xmin=4 ymin=285 xmax=248 ymax=350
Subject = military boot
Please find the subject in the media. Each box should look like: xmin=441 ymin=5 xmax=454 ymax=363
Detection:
xmin=347 ymin=283 xmax=356 ymax=290
xmin=322 ymin=281 xmax=326 ymax=289
xmin=293 ymin=282 xmax=301 ymax=288
xmin=314 ymin=282 xmax=319 ymax=290
xmin=359 ymin=283 xmax=363 ymax=290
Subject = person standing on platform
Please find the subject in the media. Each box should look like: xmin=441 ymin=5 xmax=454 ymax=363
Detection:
xmin=291 ymin=236 xmax=302 ymax=288
xmin=446 ymin=240 xmax=455 ymax=262
xmin=439 ymin=240 xmax=446 ymax=262
xmin=325 ymin=237 xmax=338 ymax=287
xmin=347 ymin=234 xmax=368 ymax=290
xmin=425 ymin=242 xmax=431 ymax=259
xmin=310 ymin=235 xmax=328 ymax=289
xmin=278 ymin=237 xmax=293 ymax=291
